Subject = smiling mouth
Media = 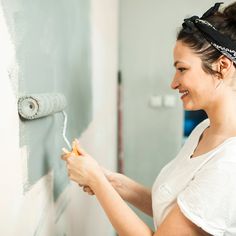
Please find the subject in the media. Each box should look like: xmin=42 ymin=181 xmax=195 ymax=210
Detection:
xmin=180 ymin=90 xmax=189 ymax=99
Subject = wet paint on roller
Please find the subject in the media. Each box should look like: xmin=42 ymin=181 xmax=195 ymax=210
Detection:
xmin=18 ymin=93 xmax=67 ymax=120
xmin=18 ymin=93 xmax=72 ymax=150
xmin=1 ymin=0 xmax=92 ymax=200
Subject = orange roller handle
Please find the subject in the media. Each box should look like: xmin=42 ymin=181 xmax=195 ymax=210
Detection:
xmin=62 ymin=141 xmax=81 ymax=158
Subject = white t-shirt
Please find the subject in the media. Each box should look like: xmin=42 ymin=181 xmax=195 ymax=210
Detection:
xmin=152 ymin=119 xmax=236 ymax=236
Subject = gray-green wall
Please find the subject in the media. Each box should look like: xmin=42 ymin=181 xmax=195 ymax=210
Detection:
xmin=1 ymin=0 xmax=92 ymax=199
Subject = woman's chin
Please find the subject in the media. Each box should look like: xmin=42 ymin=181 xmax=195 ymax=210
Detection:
xmin=182 ymin=103 xmax=199 ymax=111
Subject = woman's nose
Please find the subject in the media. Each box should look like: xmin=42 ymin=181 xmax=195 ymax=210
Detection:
xmin=170 ymin=76 xmax=180 ymax=90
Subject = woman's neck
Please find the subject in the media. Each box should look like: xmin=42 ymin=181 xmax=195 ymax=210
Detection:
xmin=204 ymin=90 xmax=236 ymax=134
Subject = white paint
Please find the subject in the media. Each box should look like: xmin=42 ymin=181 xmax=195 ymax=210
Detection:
xmin=13 ymin=171 xmax=54 ymax=236
xmin=91 ymin=0 xmax=118 ymax=115
xmin=0 ymin=4 xmax=21 ymax=235
xmin=0 ymin=0 xmax=118 ymax=235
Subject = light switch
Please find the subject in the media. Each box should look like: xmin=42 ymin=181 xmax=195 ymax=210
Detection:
xmin=149 ymin=95 xmax=162 ymax=108
xmin=163 ymin=94 xmax=176 ymax=107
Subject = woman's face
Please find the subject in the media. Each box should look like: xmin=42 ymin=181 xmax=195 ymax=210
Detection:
xmin=171 ymin=40 xmax=217 ymax=111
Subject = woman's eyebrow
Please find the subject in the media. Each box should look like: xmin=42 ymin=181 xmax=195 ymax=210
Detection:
xmin=173 ymin=61 xmax=182 ymax=67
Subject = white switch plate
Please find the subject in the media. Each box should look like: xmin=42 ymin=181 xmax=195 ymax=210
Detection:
xmin=163 ymin=94 xmax=176 ymax=107
xmin=149 ymin=95 xmax=162 ymax=108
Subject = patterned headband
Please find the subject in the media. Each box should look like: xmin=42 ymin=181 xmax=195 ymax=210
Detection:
xmin=182 ymin=2 xmax=236 ymax=64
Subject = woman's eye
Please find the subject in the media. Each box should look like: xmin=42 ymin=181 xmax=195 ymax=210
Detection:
xmin=177 ymin=68 xmax=186 ymax=72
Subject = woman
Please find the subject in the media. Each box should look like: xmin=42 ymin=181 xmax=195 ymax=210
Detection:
xmin=62 ymin=2 xmax=236 ymax=235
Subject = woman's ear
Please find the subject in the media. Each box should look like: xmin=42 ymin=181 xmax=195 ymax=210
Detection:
xmin=217 ymin=55 xmax=234 ymax=78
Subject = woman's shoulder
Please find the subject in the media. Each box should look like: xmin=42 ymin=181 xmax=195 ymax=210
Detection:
xmin=202 ymin=138 xmax=236 ymax=170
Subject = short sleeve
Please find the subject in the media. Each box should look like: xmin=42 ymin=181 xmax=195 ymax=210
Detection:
xmin=177 ymin=162 xmax=236 ymax=236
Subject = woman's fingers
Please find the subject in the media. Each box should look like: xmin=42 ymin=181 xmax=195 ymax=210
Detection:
xmin=61 ymin=147 xmax=72 ymax=160
xmin=61 ymin=140 xmax=87 ymax=160
xmin=62 ymin=147 xmax=70 ymax=154
xmin=62 ymin=140 xmax=98 ymax=194
xmin=83 ymin=186 xmax=94 ymax=195
xmin=78 ymin=184 xmax=94 ymax=194
xmin=77 ymin=183 xmax=95 ymax=195
xmin=74 ymin=139 xmax=88 ymax=156
xmin=72 ymin=141 xmax=80 ymax=156
xmin=61 ymin=153 xmax=71 ymax=160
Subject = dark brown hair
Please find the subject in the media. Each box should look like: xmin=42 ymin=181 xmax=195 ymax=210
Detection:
xmin=177 ymin=2 xmax=236 ymax=77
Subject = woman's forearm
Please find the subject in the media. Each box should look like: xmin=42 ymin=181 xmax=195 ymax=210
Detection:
xmin=92 ymin=174 xmax=154 ymax=236
xmin=108 ymin=173 xmax=153 ymax=216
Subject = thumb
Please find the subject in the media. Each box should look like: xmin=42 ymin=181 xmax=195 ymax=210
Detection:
xmin=75 ymin=139 xmax=88 ymax=156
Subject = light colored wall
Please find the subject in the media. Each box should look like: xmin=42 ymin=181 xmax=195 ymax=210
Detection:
xmin=0 ymin=0 xmax=118 ymax=235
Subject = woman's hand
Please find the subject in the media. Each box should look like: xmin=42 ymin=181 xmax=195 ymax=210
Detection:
xmin=61 ymin=141 xmax=126 ymax=196
xmin=61 ymin=140 xmax=103 ymax=189
xmin=77 ymin=167 xmax=117 ymax=196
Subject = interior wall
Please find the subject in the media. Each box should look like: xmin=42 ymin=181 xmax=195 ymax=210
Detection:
xmin=0 ymin=0 xmax=118 ymax=235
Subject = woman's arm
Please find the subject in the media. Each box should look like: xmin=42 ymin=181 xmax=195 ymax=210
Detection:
xmin=62 ymin=144 xmax=153 ymax=236
xmin=64 ymin=152 xmax=153 ymax=216
xmin=92 ymin=173 xmax=154 ymax=236
xmin=63 ymin=141 xmax=210 ymax=236
xmin=107 ymin=172 xmax=153 ymax=216
xmin=93 ymin=174 xmax=210 ymax=236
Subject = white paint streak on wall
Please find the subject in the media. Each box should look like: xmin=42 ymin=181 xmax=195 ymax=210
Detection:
xmin=91 ymin=0 xmax=118 ymax=115
xmin=0 ymin=3 xmax=20 ymax=235
xmin=13 ymin=172 xmax=54 ymax=236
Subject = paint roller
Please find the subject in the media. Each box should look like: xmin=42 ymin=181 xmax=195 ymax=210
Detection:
xmin=18 ymin=93 xmax=71 ymax=149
